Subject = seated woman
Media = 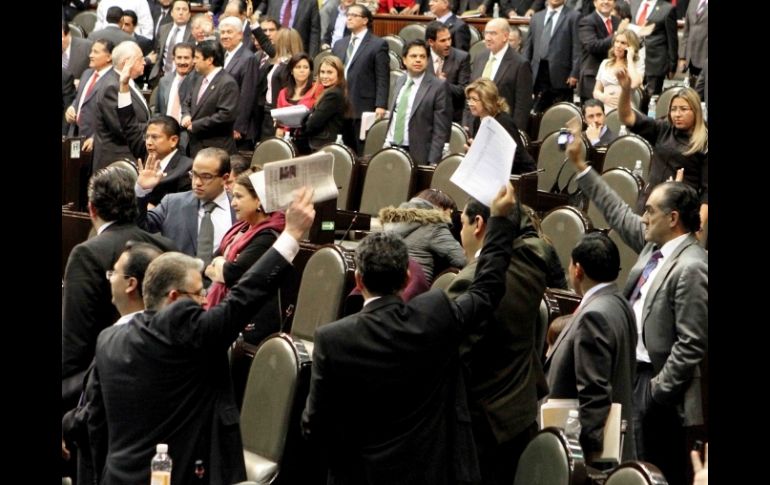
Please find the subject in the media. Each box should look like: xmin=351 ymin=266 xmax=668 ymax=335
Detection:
xmin=377 ymin=0 xmax=420 ymax=14
xmin=593 ymin=29 xmax=644 ymax=110
xmin=465 ymin=79 xmax=537 ymax=174
xmin=302 ymin=55 xmax=351 ymax=151
xmin=275 ymin=52 xmax=324 ymax=153
xmin=379 ymin=188 xmax=466 ymax=285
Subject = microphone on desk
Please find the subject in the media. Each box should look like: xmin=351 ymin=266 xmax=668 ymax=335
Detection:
xmin=337 ymin=212 xmax=359 ymax=245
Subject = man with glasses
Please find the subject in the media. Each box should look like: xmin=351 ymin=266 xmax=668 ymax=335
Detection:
xmin=87 ymin=188 xmax=317 ymax=485
xmin=136 ymin=147 xmax=236 ymax=260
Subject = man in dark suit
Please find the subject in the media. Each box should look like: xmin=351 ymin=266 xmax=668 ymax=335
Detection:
xmin=150 ymin=0 xmax=194 ymax=83
xmin=302 ymin=183 xmax=519 ymax=485
xmin=219 ymin=16 xmax=260 ymax=149
xmin=137 ymin=147 xmax=235 ymax=259
xmin=63 ymin=69 xmax=76 ymax=134
xmin=121 ymin=9 xmax=154 ymax=55
xmin=678 ymin=0 xmax=707 ymax=88
xmin=465 ymin=18 xmax=533 ymax=132
xmin=62 ymin=166 xmax=176 ymax=416
xmin=332 ymin=4 xmax=390 ymax=153
xmin=445 ymin=197 xmax=553 ymax=484
xmin=630 ymin=0 xmax=678 ymax=97
xmin=385 ymin=39 xmax=451 ymax=165
xmin=89 ymin=6 xmax=133 ymax=46
xmin=582 ymin=98 xmax=616 ymax=146
xmin=524 ymin=0 xmax=581 ymax=112
xmin=92 ymin=41 xmax=151 ymax=171
xmin=181 ymin=40 xmax=240 ymax=157
xmin=429 ymin=0 xmax=471 ymax=52
xmin=565 ymin=122 xmax=707 ymax=485
xmin=479 ymin=0 xmax=536 ymax=18
xmin=87 ymin=188 xmax=317 ymax=485
xmin=261 ymin=0 xmax=321 ymax=56
xmin=426 ymin=21 xmax=471 ymax=123
xmin=321 ymin=0 xmax=353 ymax=50
xmin=578 ymin=0 xmax=621 ymax=103
xmin=150 ymin=0 xmax=175 ymax=40
xmin=63 ymin=20 xmax=94 ymax=81
xmin=65 ymin=39 xmax=116 ymax=140
xmin=544 ymin=232 xmax=637 ymax=463
xmin=154 ymin=42 xmax=196 ymax=151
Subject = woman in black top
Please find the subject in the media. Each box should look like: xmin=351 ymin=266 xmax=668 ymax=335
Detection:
xmin=302 ymin=55 xmax=350 ymax=151
xmin=464 ymin=78 xmax=537 ymax=174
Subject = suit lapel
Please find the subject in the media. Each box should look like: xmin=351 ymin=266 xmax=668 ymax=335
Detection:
xmin=494 ymin=49 xmax=513 ymax=84
xmin=193 ymin=71 xmax=221 ymax=116
xmin=349 ymin=32 xmax=371 ymax=70
xmin=185 ymin=194 xmax=199 ymax=252
xmin=409 ymin=77 xmax=432 ymax=120
xmin=388 ymin=75 xmax=406 ymax=113
xmin=641 ymin=235 xmax=697 ymax=326
xmin=551 ymin=8 xmax=569 ymax=36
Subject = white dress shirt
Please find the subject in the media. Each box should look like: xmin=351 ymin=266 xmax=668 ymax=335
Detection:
xmin=96 ymin=0 xmax=154 ymax=39
xmin=487 ymin=43 xmax=509 ymax=80
xmin=203 ymin=189 xmax=234 ymax=255
xmin=385 ymin=72 xmax=426 ymax=147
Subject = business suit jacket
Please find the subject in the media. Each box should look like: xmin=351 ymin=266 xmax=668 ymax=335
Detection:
xmin=303 ymin=86 xmax=347 ymax=150
xmin=132 ymin=32 xmax=154 ymax=55
xmin=137 ymin=190 xmax=236 ymax=257
xmin=66 ymin=36 xmax=93 ymax=80
xmin=92 ymin=69 xmax=151 ymax=170
xmin=150 ymin=21 xmax=194 ymax=81
xmin=332 ymin=30 xmax=390 ymax=118
xmin=467 ymin=46 xmax=533 ymax=130
xmin=482 ymin=0 xmax=535 ymax=17
xmin=428 ymin=47 xmax=470 ymax=123
xmin=62 ymin=68 xmax=76 ymax=135
xmin=630 ymin=0 xmax=678 ymax=76
xmin=87 ymin=246 xmax=293 ymax=485
xmin=224 ymin=46 xmax=261 ymax=141
xmin=445 ymin=215 xmax=550 ymax=444
xmin=88 ymin=24 xmax=133 ymax=45
xmin=524 ymin=6 xmax=581 ymax=88
xmin=155 ymin=71 xmax=196 ymax=116
xmin=182 ymin=69 xmax=240 ymax=156
xmin=680 ymin=0 xmax=707 ymax=70
xmin=386 ymin=73 xmax=451 ymax=165
xmin=265 ymin=0 xmax=321 ymax=56
xmin=61 ymin=223 xmax=175 ymax=410
xmin=322 ymin=1 xmax=350 ymax=47
xmin=545 ymin=283 xmax=637 ymax=461
xmin=444 ymin=13 xmax=471 ymax=52
xmin=577 ymin=12 xmax=620 ymax=99
xmin=577 ymin=168 xmax=707 ymax=426
xmin=68 ymin=67 xmax=111 ymax=138
xmin=301 ymin=215 xmax=517 ymax=485
xmin=586 ymin=126 xmax=617 ymax=147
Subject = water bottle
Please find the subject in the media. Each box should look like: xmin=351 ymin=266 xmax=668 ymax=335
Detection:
xmin=493 ymin=2 xmax=500 ymax=18
xmin=647 ymin=95 xmax=658 ymax=119
xmin=335 ymin=133 xmax=344 ymax=145
xmin=283 ymin=130 xmax=292 ymax=143
xmin=683 ymin=75 xmax=690 ymax=88
xmin=151 ymin=444 xmax=172 ymax=485
xmin=442 ymin=142 xmax=451 ymax=159
xmin=701 ymin=101 xmax=707 ymax=122
xmin=632 ymin=159 xmax=644 ymax=179
xmin=618 ymin=124 xmax=628 ymax=136
xmin=564 ymin=409 xmax=581 ymax=441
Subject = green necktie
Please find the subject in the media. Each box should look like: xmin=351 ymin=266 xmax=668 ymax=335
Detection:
xmin=482 ymin=54 xmax=496 ymax=80
xmin=393 ymin=78 xmax=414 ymax=146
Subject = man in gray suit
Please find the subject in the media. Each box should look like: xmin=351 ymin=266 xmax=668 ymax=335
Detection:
xmin=154 ymin=42 xmax=196 ymax=152
xmin=565 ymin=120 xmax=707 ymax=485
xmin=136 ymin=147 xmax=235 ymax=259
xmin=384 ymin=39 xmax=451 ymax=166
xmin=544 ymin=232 xmax=637 ymax=463
xmin=426 ymin=21 xmax=471 ymax=123
xmin=63 ymin=20 xmax=94 ymax=81
xmin=88 ymin=6 xmax=133 ymax=46
xmin=150 ymin=0 xmax=194 ymax=83
xmin=678 ymin=0 xmax=707 ymax=88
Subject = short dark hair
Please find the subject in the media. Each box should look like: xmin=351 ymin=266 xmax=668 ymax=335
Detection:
xmin=657 ymin=182 xmax=702 ymax=233
xmin=106 ymin=6 xmax=124 ymax=24
xmin=425 ymin=21 xmax=450 ymax=42
xmin=143 ymin=252 xmax=202 ymax=310
xmin=463 ymin=197 xmax=490 ymax=224
xmin=122 ymin=9 xmax=138 ymax=27
xmin=415 ymin=188 xmax=456 ymax=212
xmin=350 ymin=4 xmax=373 ymax=27
xmin=403 ymin=38 xmax=428 ymax=57
xmin=355 ymin=232 xmax=409 ymax=296
xmin=94 ymin=38 xmax=116 ymax=54
xmin=583 ymin=98 xmax=606 ymax=114
xmin=614 ymin=0 xmax=633 ymax=21
xmin=172 ymin=41 xmax=195 ymax=57
xmin=571 ymin=232 xmax=620 ymax=283
xmin=87 ymin=165 xmax=139 ymax=223
xmin=260 ymin=16 xmax=280 ymax=31
xmin=148 ymin=115 xmax=181 ymax=137
xmin=196 ymin=39 xmax=224 ymax=66
xmin=229 ymin=154 xmax=251 ymax=177
xmin=121 ymin=241 xmax=164 ymax=298
xmin=196 ymin=147 xmax=231 ymax=176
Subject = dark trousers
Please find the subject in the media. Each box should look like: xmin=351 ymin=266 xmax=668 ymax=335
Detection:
xmin=687 ymin=62 xmax=703 ymax=91
xmin=534 ymin=60 xmax=574 ymax=113
xmin=342 ymin=118 xmax=362 ymax=156
xmin=472 ymin=411 xmax=537 ymax=485
xmin=644 ymin=74 xmax=666 ymax=97
xmin=633 ymin=363 xmax=692 ymax=485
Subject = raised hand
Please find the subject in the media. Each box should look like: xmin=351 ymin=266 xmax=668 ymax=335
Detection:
xmin=615 ymin=67 xmax=632 ymax=90
xmin=136 ymin=153 xmax=165 ymax=190
xmin=565 ymin=116 xmax=587 ymax=171
xmin=285 ymin=187 xmax=316 ymax=240
xmin=491 ymin=182 xmax=517 ymax=218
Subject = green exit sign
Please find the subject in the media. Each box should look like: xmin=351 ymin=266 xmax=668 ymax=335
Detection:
xmin=321 ymin=221 xmax=335 ymax=231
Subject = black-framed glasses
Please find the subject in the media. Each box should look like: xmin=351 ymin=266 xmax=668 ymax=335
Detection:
xmin=188 ymin=170 xmax=221 ymax=184
xmin=175 ymin=288 xmax=208 ymax=298
xmin=346 ymin=12 xmax=364 ymax=18
xmin=106 ymin=270 xmax=132 ymax=280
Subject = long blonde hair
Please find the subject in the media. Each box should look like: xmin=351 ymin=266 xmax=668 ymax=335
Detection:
xmin=607 ymin=30 xmax=641 ymax=68
xmin=273 ymin=28 xmax=304 ymax=63
xmin=669 ymin=87 xmax=708 ymax=155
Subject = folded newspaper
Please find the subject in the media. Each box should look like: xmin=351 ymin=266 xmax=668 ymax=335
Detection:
xmin=270 ymin=104 xmax=310 ymax=128
xmin=249 ymin=151 xmax=339 ymax=213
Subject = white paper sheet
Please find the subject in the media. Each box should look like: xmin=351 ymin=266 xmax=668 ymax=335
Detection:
xmin=359 ymin=110 xmax=390 ymax=140
xmin=449 ymin=116 xmax=516 ymax=206
xmin=251 ymin=152 xmax=338 ymax=213
xmin=270 ymin=104 xmax=310 ymax=128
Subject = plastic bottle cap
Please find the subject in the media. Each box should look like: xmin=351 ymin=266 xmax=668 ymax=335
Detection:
xmin=156 ymin=443 xmax=168 ymax=453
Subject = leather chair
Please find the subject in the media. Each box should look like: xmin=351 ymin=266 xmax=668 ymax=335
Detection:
xmin=398 ymin=23 xmax=426 ymax=44
xmin=536 ymin=130 xmax=588 ymax=194
xmin=655 ymin=86 xmax=682 ymax=120
xmin=587 ymin=167 xmax=643 ymax=230
xmin=319 ymin=142 xmax=356 ymax=210
xmin=431 ymin=268 xmax=459 ymax=291
xmin=251 ymin=137 xmax=296 ymax=168
xmin=468 ymin=24 xmax=482 ymax=45
xmin=537 ymin=102 xmax=583 ymax=141
xmin=359 ymin=147 xmax=415 ymax=215
xmin=68 ymin=23 xmax=85 ymax=38
xmin=469 ymin=39 xmax=487 ymax=65
xmin=449 ymin=122 xmax=468 ymax=154
xmin=604 ymin=108 xmax=644 ymax=134
xmin=604 ymin=461 xmax=669 ymax=485
xmin=540 ymin=206 xmax=592 ymax=273
xmin=107 ymin=160 xmax=138 ymax=183
xmin=430 ymin=154 xmax=469 ymax=209
xmin=388 ymin=69 xmax=406 ymax=110
xmin=383 ymin=34 xmax=405 ymax=56
xmin=240 ymin=334 xmax=311 ymax=484
xmin=603 ymin=134 xmax=653 ymax=179
xmin=363 ymin=117 xmax=391 ymax=158
xmin=388 ymin=50 xmax=403 ymax=71
xmin=513 ymin=427 xmax=587 ymax=485
xmin=72 ymin=10 xmax=97 ymax=36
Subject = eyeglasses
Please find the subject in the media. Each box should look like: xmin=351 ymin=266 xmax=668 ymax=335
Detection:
xmin=669 ymin=106 xmax=692 ymax=114
xmin=466 ymin=98 xmax=480 ymax=105
xmin=106 ymin=270 xmax=132 ymax=280
xmin=175 ymin=287 xmax=208 ymax=299
xmin=346 ymin=13 xmax=364 ymax=18
xmin=189 ymin=170 xmax=221 ymax=184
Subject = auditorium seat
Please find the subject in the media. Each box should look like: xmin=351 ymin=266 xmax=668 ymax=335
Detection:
xmin=449 ymin=122 xmax=468 ymax=155
xmin=72 ymin=10 xmax=97 ymax=36
xmin=252 ymin=137 xmax=296 ymax=168
xmin=430 ymin=154 xmax=469 ymax=209
xmin=540 ymin=206 xmax=592 ymax=273
xmin=587 ymin=167 xmax=643 ymax=230
xmin=383 ymin=34 xmax=405 ymax=56
xmin=536 ymin=130 xmax=588 ymax=194
xmin=359 ymin=147 xmax=415 ymax=215
xmin=319 ymin=142 xmax=356 ymax=210
xmin=513 ymin=427 xmax=587 ymax=485
xmin=363 ymin=118 xmax=391 ymax=158
xmin=604 ymin=461 xmax=669 ymax=485
xmin=537 ymin=102 xmax=583 ymax=141
xmin=398 ymin=24 xmax=426 ymax=44
xmin=603 ymin=134 xmax=653 ymax=180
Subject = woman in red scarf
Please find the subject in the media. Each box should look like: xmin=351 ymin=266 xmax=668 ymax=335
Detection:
xmin=205 ymin=166 xmax=286 ymax=346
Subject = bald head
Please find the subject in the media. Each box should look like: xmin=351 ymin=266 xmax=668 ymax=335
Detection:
xmin=484 ymin=18 xmax=510 ymax=54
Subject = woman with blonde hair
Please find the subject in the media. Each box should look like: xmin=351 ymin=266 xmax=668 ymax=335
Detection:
xmin=260 ymin=28 xmax=304 ymax=139
xmin=616 ymin=69 xmax=708 ymax=233
xmin=302 ymin=55 xmax=351 ymax=151
xmin=465 ymin=79 xmax=536 ymax=174
xmin=593 ymin=29 xmax=644 ymax=110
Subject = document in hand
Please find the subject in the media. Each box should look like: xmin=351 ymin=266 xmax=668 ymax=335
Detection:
xmin=360 ymin=110 xmax=390 ymax=140
xmin=270 ymin=104 xmax=310 ymax=128
xmin=449 ymin=116 xmax=516 ymax=206
xmin=539 ymin=398 xmax=622 ymax=463
xmin=250 ymin=151 xmax=339 ymax=213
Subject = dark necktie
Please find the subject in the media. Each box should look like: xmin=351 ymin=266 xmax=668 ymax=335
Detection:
xmin=197 ymin=201 xmax=217 ymax=266
xmin=282 ymin=0 xmax=294 ymax=28
xmin=539 ymin=11 xmax=556 ymax=60
xmin=629 ymin=249 xmax=663 ymax=304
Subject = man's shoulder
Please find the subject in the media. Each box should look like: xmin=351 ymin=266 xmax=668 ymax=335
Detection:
xmin=449 ymin=47 xmax=470 ymax=62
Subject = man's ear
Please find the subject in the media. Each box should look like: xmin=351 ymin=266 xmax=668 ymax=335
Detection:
xmin=125 ymin=276 xmax=139 ymax=296
xmin=354 ymin=270 xmax=365 ymax=292
xmin=473 ymin=215 xmax=486 ymax=237
xmin=401 ymin=268 xmax=411 ymax=291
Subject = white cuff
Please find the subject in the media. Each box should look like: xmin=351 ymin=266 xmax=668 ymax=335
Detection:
xmin=576 ymin=165 xmax=593 ymax=179
xmin=272 ymin=231 xmax=300 ymax=263
xmin=117 ymin=90 xmax=132 ymax=108
xmin=135 ymin=183 xmax=152 ymax=197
